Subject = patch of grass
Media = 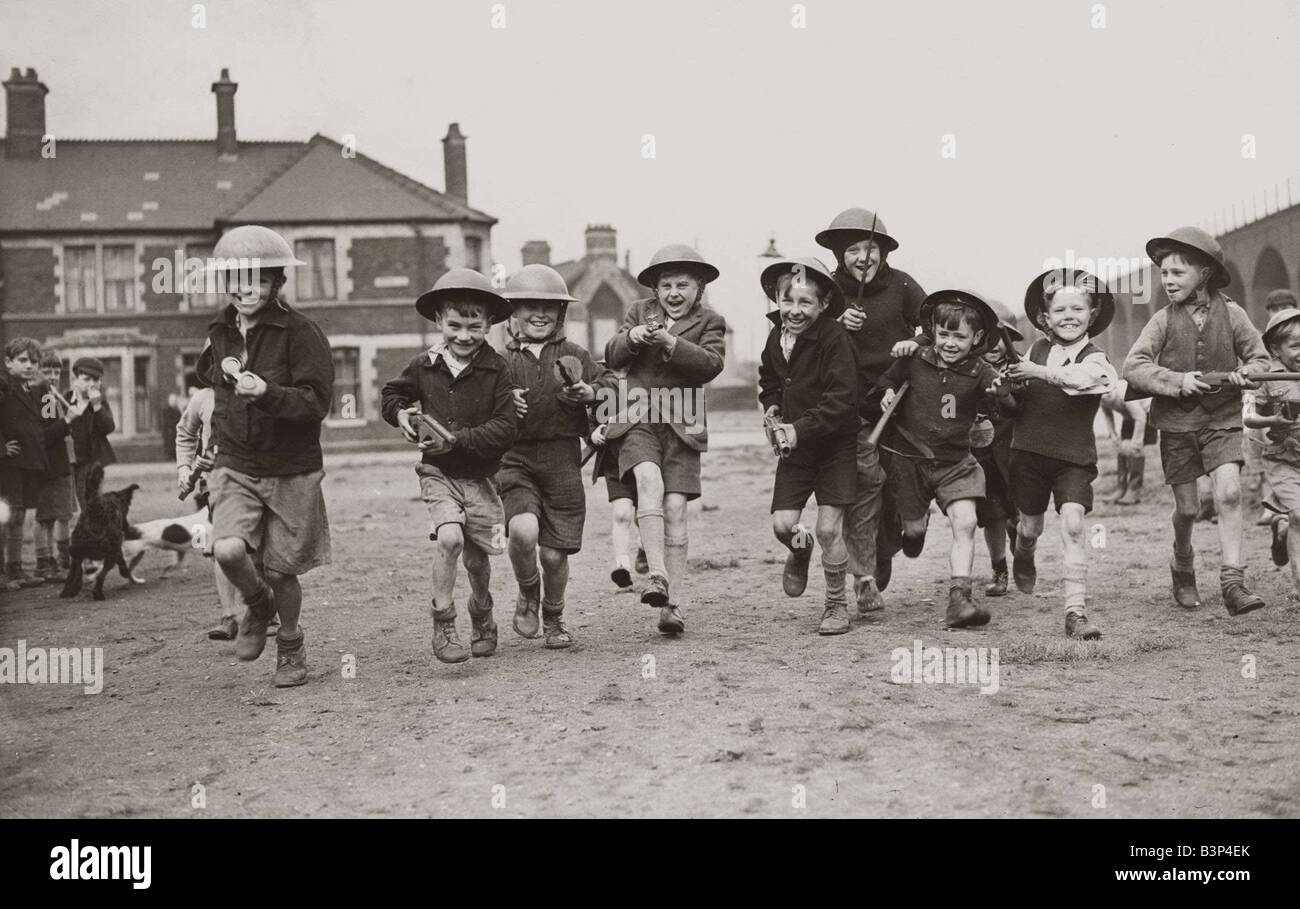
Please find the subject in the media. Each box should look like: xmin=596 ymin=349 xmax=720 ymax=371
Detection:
xmin=691 ymin=556 xmax=741 ymax=571
xmin=999 ymin=634 xmax=1179 ymax=665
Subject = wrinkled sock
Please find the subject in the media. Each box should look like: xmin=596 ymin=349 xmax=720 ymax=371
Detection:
xmin=516 ymin=570 xmax=540 ymax=598
xmin=950 ymin=575 xmax=972 ymax=594
xmin=5 ymin=510 xmax=26 ymax=567
xmin=1172 ymin=542 xmax=1195 ymax=573
xmin=1013 ymin=535 xmax=1036 ymax=562
xmin=665 ymin=536 xmax=688 ymax=608
xmin=823 ymin=556 xmax=848 ymax=606
xmin=1220 ymin=564 xmax=1245 ymax=590
xmin=1063 ymin=558 xmax=1087 ymax=611
xmin=637 ymin=508 xmax=667 ymax=577
xmin=35 ymin=520 xmax=54 ymax=560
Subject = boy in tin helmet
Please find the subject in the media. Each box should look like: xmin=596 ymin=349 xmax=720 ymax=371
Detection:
xmin=758 ymin=257 xmax=859 ymax=635
xmin=382 ymin=268 xmax=518 ymax=664
xmin=1124 ymin=227 xmax=1271 ymax=615
xmin=197 ymin=225 xmax=335 ymax=687
xmin=997 ymin=269 xmax=1118 ymax=639
xmin=814 ymin=208 xmax=927 ymax=616
xmin=603 ymin=244 xmax=727 ymax=636
xmin=496 ymin=264 xmax=615 ymax=649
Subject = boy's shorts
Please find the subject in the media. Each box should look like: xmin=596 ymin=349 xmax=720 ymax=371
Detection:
xmin=1263 ymin=458 xmax=1300 ymax=513
xmin=497 ymin=438 xmax=586 ymax=553
xmin=973 ymin=446 xmax=1016 ymax=527
xmin=1008 ymin=449 xmax=1097 ymax=515
xmin=771 ymin=434 xmax=857 ymax=512
xmin=0 ymin=468 xmax=43 ymax=511
xmin=617 ymin=421 xmax=702 ymax=500
xmin=888 ymin=453 xmax=984 ymax=521
xmin=1159 ymin=427 xmax=1243 ymax=486
xmin=417 ymin=463 xmax=505 ymax=555
xmin=210 ymin=466 xmax=331 ymax=575
xmin=35 ymin=473 xmax=74 ymax=522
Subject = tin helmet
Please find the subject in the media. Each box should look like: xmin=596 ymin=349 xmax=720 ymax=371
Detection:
xmin=415 ymin=267 xmax=511 ymax=323
xmin=636 ymin=244 xmax=720 ymax=288
xmin=1023 ymin=268 xmax=1115 ymax=337
xmin=1145 ymin=227 xmax=1229 ymax=292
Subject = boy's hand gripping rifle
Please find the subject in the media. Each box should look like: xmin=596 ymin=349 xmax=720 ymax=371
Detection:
xmin=1125 ymin=371 xmax=1300 ymax=401
xmin=179 ymin=443 xmax=217 ymax=501
xmin=867 ymin=381 xmax=910 ymax=447
xmin=414 ymin=412 xmax=457 ymax=451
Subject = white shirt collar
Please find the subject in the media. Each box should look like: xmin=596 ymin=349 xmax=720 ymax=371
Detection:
xmin=428 ymin=340 xmax=470 ymax=376
xmin=1049 ymin=334 xmax=1091 ymax=361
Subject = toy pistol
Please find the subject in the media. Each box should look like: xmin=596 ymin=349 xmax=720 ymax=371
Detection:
xmin=763 ymin=412 xmax=793 ymax=459
xmin=554 ymin=354 xmax=584 ymax=388
xmin=414 ymin=413 xmax=457 ymax=448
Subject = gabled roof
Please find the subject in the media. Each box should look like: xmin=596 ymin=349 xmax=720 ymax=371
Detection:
xmin=0 ymin=133 xmax=494 ymax=233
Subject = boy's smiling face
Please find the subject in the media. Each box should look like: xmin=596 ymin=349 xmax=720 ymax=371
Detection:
xmin=227 ymin=268 xmax=282 ymax=320
xmin=842 ymin=238 xmax=883 ymax=284
xmin=1042 ymin=287 xmax=1094 ymax=344
xmin=933 ymin=314 xmax=982 ymax=365
xmin=654 ymin=271 xmax=702 ymax=320
xmin=1269 ymin=325 xmax=1300 ymax=372
xmin=5 ymin=350 xmax=37 ymax=381
xmin=1159 ymin=253 xmax=1210 ymax=304
xmin=513 ymin=300 xmax=562 ymax=341
xmin=777 ymin=273 xmax=829 ymax=337
xmin=438 ymin=300 xmax=490 ymax=360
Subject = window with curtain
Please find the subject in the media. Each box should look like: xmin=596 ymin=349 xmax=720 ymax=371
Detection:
xmin=103 ymin=245 xmax=138 ymax=311
xmin=185 ymin=243 xmax=222 ymax=308
xmin=331 ymin=347 xmax=361 ymax=419
xmin=64 ymin=246 xmax=97 ymax=312
xmin=295 ymin=238 xmax=337 ymax=301
xmin=133 ymin=355 xmax=153 ymax=433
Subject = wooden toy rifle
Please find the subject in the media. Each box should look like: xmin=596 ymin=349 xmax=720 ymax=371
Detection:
xmin=867 ymin=381 xmax=910 ymax=447
xmin=851 ymin=212 xmax=879 ymax=313
xmin=179 ymin=443 xmax=217 ymax=500
xmin=1126 ymin=371 xmax=1300 ymax=401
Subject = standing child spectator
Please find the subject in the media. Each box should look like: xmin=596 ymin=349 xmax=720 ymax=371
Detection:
xmin=1243 ymin=288 xmax=1300 ymax=525
xmin=1243 ymin=307 xmax=1300 ymax=595
xmin=497 ymin=264 xmax=615 ymax=649
xmin=0 ymin=337 xmax=50 ymax=589
xmin=381 ymin=268 xmax=517 ymax=664
xmin=34 ymin=353 xmax=74 ymax=581
xmin=1123 ymin=227 xmax=1270 ymax=614
xmin=1000 ymin=269 xmax=1118 ymax=639
xmin=815 ymin=208 xmax=927 ymax=614
xmin=970 ymin=301 xmax=1022 ymax=597
xmin=757 ymin=257 xmax=859 ymax=634
xmin=198 ymin=225 xmax=334 ymax=687
xmin=1099 ymin=381 xmax=1154 ymax=506
xmin=65 ymin=357 xmax=115 ymax=511
xmin=877 ymin=291 xmax=1003 ymax=628
xmin=603 ymin=244 xmax=727 ymax=635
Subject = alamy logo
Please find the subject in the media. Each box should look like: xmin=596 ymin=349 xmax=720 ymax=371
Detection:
xmin=591 ymin=379 xmax=706 ymax=433
xmin=49 ymin=840 xmax=151 ymax=889
xmin=0 ymin=640 xmax=104 ymax=694
xmin=890 ymin=639 xmax=1000 ymax=695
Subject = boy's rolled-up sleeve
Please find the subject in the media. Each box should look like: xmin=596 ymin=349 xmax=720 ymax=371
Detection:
xmin=253 ymin=319 xmax=333 ymax=422
xmin=175 ymin=395 xmax=204 ymax=468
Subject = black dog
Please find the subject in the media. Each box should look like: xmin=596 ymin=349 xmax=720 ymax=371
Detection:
xmin=60 ymin=463 xmax=145 ymax=600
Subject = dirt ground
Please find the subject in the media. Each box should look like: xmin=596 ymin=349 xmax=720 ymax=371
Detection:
xmin=2 ymin=425 xmax=1298 ymax=818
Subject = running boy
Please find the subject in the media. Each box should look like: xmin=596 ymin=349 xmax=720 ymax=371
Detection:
xmin=1123 ymin=227 xmax=1270 ymax=614
xmin=604 ymin=244 xmax=726 ymax=635
xmin=382 ymin=267 xmax=517 ymax=664
xmin=815 ymin=208 xmax=927 ymax=614
xmin=877 ymin=290 xmax=1003 ymax=628
xmin=1000 ymin=269 xmax=1117 ymax=639
xmin=497 ymin=264 xmax=614 ymax=649
xmin=198 ymin=225 xmax=334 ymax=687
xmin=971 ymin=301 xmax=1022 ymax=597
xmin=758 ymin=257 xmax=859 ymax=635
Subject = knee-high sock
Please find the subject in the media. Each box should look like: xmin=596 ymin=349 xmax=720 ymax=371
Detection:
xmin=1063 ymin=558 xmax=1087 ymax=613
xmin=823 ymin=555 xmax=848 ymax=606
xmin=6 ymin=509 xmax=26 ymax=566
xmin=665 ymin=534 xmax=688 ymax=608
xmin=637 ymin=508 xmax=666 ymax=577
xmin=35 ymin=520 xmax=54 ymax=559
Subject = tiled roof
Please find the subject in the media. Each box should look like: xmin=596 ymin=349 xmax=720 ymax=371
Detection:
xmin=0 ymin=134 xmax=493 ymax=232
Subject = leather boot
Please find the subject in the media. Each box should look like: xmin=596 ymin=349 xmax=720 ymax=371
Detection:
xmin=1110 ymin=453 xmax=1129 ymax=503
xmin=431 ymin=604 xmax=470 ymax=663
xmin=467 ymin=593 xmax=498 ymax=657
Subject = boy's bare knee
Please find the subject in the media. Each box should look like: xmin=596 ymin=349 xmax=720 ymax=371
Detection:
xmin=436 ymin=524 xmax=465 ymax=554
xmin=1060 ymin=507 xmax=1085 ymax=538
xmin=213 ymin=537 xmax=246 ymax=566
xmin=773 ymin=512 xmax=799 ymax=537
xmin=1214 ymin=477 xmax=1241 ymax=509
xmin=539 ymin=547 xmax=566 ymax=571
xmin=508 ymin=516 xmax=538 ymax=548
xmin=948 ymin=507 xmax=977 ymax=535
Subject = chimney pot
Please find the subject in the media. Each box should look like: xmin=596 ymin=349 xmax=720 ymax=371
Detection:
xmin=211 ymin=67 xmax=238 ymax=155
xmin=521 ymin=240 xmax=552 ymax=267
xmin=442 ymin=123 xmax=468 ymax=204
xmin=4 ymin=66 xmax=49 ymax=159
xmin=584 ymin=224 xmax=617 ymax=261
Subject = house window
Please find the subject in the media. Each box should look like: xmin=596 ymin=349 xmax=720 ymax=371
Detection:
xmin=465 ymin=236 xmax=483 ymax=272
xmin=331 ymin=347 xmax=361 ymax=419
xmin=103 ymin=245 xmax=138 ymax=311
xmin=134 ymin=355 xmax=154 ymax=433
xmin=295 ymin=238 xmax=337 ymax=301
xmin=100 ymin=356 xmax=123 ymax=434
xmin=64 ymin=246 xmax=97 ymax=313
xmin=185 ymin=243 xmax=222 ymax=308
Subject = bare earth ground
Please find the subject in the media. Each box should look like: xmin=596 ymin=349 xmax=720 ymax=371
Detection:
xmin=2 ymin=421 xmax=1298 ymax=818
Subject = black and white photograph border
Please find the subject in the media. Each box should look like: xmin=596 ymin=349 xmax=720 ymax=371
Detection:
xmin=0 ymin=0 xmax=1297 ymax=838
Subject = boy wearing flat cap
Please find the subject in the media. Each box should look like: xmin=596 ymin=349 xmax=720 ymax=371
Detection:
xmin=1124 ymin=227 xmax=1270 ymax=616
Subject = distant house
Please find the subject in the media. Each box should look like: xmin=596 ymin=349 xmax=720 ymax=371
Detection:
xmin=0 ymin=66 xmax=494 ymax=458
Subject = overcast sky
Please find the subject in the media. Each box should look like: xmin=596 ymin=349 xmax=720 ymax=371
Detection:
xmin=4 ymin=0 xmax=1300 ymax=359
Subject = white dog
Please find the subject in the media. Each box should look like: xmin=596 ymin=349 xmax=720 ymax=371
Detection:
xmin=121 ymin=507 xmax=211 ymax=578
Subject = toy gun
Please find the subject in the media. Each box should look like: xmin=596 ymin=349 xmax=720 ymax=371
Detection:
xmin=179 ymin=443 xmax=217 ymax=501
xmin=220 ymin=356 xmax=259 ymax=392
xmin=553 ymin=354 xmax=584 ymax=389
xmin=644 ymin=313 xmax=664 ymax=333
xmin=414 ymin=412 xmax=457 ymax=449
xmin=1126 ymin=372 xmax=1300 ymax=401
xmin=763 ymin=411 xmax=793 ymax=458
xmin=867 ymin=381 xmax=910 ymax=447
xmin=851 ymin=212 xmax=879 ymax=313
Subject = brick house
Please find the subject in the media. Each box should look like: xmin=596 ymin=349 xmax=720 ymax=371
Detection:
xmin=0 ymin=66 xmax=495 ymax=459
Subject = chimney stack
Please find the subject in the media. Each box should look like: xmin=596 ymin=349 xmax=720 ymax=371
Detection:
xmin=521 ymin=241 xmax=552 ymax=266
xmin=443 ymin=123 xmax=468 ymax=204
xmin=585 ymin=225 xmax=617 ymax=260
xmin=211 ymin=68 xmax=238 ymax=155
xmin=4 ymin=67 xmax=49 ymax=159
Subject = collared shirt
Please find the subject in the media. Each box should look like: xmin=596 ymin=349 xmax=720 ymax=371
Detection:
xmin=779 ymin=328 xmax=797 ymax=362
xmin=1184 ymin=298 xmax=1212 ymax=331
xmin=428 ymin=340 xmax=470 ymax=378
xmin=1041 ymin=333 xmax=1117 ymax=396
